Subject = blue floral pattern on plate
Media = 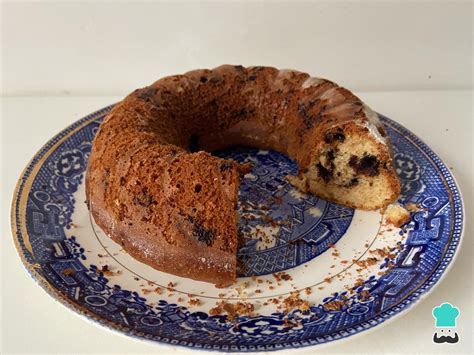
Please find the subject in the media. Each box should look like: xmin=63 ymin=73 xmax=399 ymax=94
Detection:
xmin=11 ymin=105 xmax=463 ymax=352
xmin=214 ymin=148 xmax=354 ymax=277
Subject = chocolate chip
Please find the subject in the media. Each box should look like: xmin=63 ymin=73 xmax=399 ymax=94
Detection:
xmin=194 ymin=226 xmax=215 ymax=245
xmin=135 ymin=87 xmax=160 ymax=105
xmin=345 ymin=178 xmax=359 ymax=187
xmin=326 ymin=149 xmax=335 ymax=162
xmin=220 ymin=162 xmax=233 ymax=172
xmin=194 ymin=184 xmax=202 ymax=193
xmin=133 ymin=188 xmax=156 ymax=207
xmin=200 ymin=76 xmax=208 ymax=83
xmin=316 ymin=163 xmax=332 ymax=182
xmin=188 ymin=216 xmax=216 ymax=246
xmin=377 ymin=126 xmax=387 ymax=137
xmin=349 ymin=154 xmax=380 ymax=177
xmin=298 ymin=100 xmax=324 ymax=129
xmin=298 ymin=103 xmax=312 ymax=128
xmin=359 ymin=155 xmax=380 ymax=176
xmin=247 ymin=74 xmax=257 ymax=81
xmin=324 ymin=129 xmax=346 ymax=143
xmin=349 ymin=155 xmax=358 ymax=167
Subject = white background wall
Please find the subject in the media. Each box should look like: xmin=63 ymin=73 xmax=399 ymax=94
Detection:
xmin=1 ymin=0 xmax=472 ymax=96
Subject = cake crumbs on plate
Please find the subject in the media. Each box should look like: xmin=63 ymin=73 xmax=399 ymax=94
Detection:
xmin=236 ymin=287 xmax=248 ymax=298
xmin=209 ymin=305 xmax=223 ymax=316
xmin=188 ymin=298 xmax=201 ymax=307
xmin=97 ymin=264 xmax=121 ymax=276
xmin=280 ymin=291 xmax=311 ymax=313
xmin=406 ymin=202 xmax=424 ymax=212
xmin=234 ymin=301 xmax=255 ymax=317
xmin=167 ymin=282 xmax=176 ymax=291
xmin=211 ymin=300 xmax=255 ymax=321
xmin=384 ymin=203 xmax=411 ymax=227
xmin=62 ymin=268 xmax=75 ymax=276
xmin=323 ymin=299 xmax=349 ymax=311
xmin=283 ymin=318 xmax=296 ymax=328
xmin=272 ymin=271 xmax=292 ymax=282
xmin=269 ymin=298 xmax=280 ymax=305
xmin=370 ymin=247 xmax=396 ymax=259
xmin=354 ymin=257 xmax=379 ymax=268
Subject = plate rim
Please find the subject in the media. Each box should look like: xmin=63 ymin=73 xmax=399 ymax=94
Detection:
xmin=10 ymin=105 xmax=465 ymax=352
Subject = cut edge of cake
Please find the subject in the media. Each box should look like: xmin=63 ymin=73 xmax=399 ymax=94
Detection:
xmin=288 ymin=105 xmax=400 ymax=210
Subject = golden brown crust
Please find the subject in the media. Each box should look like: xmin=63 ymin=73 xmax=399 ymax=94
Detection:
xmin=86 ymin=65 xmax=401 ymax=285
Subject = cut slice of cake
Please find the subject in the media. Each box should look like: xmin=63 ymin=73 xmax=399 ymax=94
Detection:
xmin=288 ymin=105 xmax=400 ymax=210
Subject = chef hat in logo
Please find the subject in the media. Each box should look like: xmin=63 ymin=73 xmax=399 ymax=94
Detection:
xmin=432 ymin=303 xmax=459 ymax=328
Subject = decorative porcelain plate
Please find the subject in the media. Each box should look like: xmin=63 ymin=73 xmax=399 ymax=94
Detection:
xmin=11 ymin=105 xmax=464 ymax=352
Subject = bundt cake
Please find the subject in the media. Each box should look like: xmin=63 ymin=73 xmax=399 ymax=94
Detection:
xmin=86 ymin=65 xmax=400 ymax=285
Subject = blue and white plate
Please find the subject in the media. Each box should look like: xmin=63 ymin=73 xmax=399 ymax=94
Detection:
xmin=11 ymin=105 xmax=464 ymax=352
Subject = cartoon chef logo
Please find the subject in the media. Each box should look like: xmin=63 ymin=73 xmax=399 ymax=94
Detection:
xmin=432 ymin=303 xmax=460 ymax=344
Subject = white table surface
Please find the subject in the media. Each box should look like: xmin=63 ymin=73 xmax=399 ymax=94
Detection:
xmin=1 ymin=91 xmax=472 ymax=354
